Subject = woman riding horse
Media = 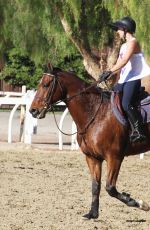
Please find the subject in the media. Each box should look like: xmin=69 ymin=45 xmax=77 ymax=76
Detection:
xmin=30 ymin=66 xmax=150 ymax=219
xmin=100 ymin=16 xmax=150 ymax=143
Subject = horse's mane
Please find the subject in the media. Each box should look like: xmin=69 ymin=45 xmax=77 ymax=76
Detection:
xmin=45 ymin=66 xmax=111 ymax=100
xmin=45 ymin=66 xmax=62 ymax=75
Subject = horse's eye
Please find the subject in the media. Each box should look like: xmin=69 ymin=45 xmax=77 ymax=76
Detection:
xmin=43 ymin=82 xmax=50 ymax=88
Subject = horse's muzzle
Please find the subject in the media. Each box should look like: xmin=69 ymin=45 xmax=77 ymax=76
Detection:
xmin=29 ymin=108 xmax=47 ymax=119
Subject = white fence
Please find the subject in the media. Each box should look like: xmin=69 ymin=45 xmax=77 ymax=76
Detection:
xmin=0 ymin=87 xmax=146 ymax=157
xmin=0 ymin=87 xmax=78 ymax=150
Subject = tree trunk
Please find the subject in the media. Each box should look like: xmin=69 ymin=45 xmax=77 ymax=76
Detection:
xmin=56 ymin=4 xmax=121 ymax=82
xmin=57 ymin=9 xmax=100 ymax=79
xmin=59 ymin=15 xmax=121 ymax=81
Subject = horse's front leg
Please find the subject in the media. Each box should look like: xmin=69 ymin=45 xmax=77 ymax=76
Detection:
xmin=83 ymin=155 xmax=103 ymax=219
xmin=106 ymin=156 xmax=150 ymax=211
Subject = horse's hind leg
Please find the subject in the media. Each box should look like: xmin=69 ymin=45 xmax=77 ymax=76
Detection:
xmin=83 ymin=156 xmax=103 ymax=219
xmin=106 ymin=156 xmax=150 ymax=211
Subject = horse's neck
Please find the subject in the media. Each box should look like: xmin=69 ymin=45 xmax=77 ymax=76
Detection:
xmin=61 ymin=72 xmax=103 ymax=130
xmin=66 ymin=87 xmax=102 ymax=130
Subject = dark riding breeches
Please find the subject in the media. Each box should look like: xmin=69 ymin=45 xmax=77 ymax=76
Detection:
xmin=114 ymin=80 xmax=141 ymax=112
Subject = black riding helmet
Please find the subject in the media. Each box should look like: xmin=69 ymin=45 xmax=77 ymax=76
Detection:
xmin=109 ymin=16 xmax=136 ymax=33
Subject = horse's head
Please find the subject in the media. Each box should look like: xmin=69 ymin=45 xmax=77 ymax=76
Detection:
xmin=30 ymin=70 xmax=64 ymax=119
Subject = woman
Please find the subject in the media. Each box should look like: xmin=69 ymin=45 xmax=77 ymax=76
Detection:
xmin=100 ymin=16 xmax=150 ymax=143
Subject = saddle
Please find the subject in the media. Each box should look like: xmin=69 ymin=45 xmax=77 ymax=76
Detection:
xmin=111 ymin=88 xmax=150 ymax=126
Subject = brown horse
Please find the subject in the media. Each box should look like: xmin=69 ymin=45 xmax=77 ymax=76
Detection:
xmin=30 ymin=67 xmax=150 ymax=219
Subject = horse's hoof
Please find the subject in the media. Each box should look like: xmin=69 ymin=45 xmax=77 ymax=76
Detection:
xmin=82 ymin=212 xmax=98 ymax=219
xmin=138 ymin=200 xmax=150 ymax=211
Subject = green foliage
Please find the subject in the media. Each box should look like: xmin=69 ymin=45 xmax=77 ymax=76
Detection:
xmin=63 ymin=0 xmax=81 ymax=27
xmin=1 ymin=0 xmax=150 ymax=57
xmin=61 ymin=0 xmax=111 ymax=48
xmin=0 ymin=48 xmax=43 ymax=89
xmin=0 ymin=48 xmax=88 ymax=88
xmin=58 ymin=54 xmax=89 ymax=80
xmin=125 ymin=0 xmax=150 ymax=58
xmin=0 ymin=0 xmax=112 ymax=64
xmin=0 ymin=0 xmax=150 ymax=84
xmin=103 ymin=0 xmax=150 ymax=59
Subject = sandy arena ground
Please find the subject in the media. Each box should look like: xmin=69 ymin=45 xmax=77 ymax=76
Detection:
xmin=0 ymin=111 xmax=150 ymax=230
xmin=0 ymin=144 xmax=150 ymax=230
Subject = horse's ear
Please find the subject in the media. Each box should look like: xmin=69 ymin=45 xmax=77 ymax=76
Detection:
xmin=47 ymin=62 xmax=53 ymax=73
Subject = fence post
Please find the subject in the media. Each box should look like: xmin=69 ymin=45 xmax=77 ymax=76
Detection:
xmin=24 ymin=90 xmax=37 ymax=144
xmin=58 ymin=108 xmax=69 ymax=150
xmin=71 ymin=121 xmax=78 ymax=150
xmin=19 ymin=85 xmax=26 ymax=142
xmin=8 ymin=104 xmax=20 ymax=143
xmin=140 ymin=153 xmax=144 ymax=159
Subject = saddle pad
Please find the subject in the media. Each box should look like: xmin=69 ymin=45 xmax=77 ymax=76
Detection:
xmin=111 ymin=92 xmax=150 ymax=126
xmin=141 ymin=95 xmax=150 ymax=105
xmin=111 ymin=93 xmax=127 ymax=126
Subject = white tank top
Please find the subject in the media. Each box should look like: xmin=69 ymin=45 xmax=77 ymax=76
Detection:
xmin=118 ymin=40 xmax=150 ymax=84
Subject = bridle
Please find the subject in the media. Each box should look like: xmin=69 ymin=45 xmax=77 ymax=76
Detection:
xmin=42 ymin=73 xmax=64 ymax=110
xmin=36 ymin=72 xmax=104 ymax=136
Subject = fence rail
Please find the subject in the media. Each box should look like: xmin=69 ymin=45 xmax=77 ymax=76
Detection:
xmin=0 ymin=86 xmax=78 ymax=150
xmin=0 ymin=87 xmax=145 ymax=157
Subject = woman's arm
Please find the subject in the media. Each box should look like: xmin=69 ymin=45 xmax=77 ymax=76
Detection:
xmin=111 ymin=40 xmax=138 ymax=73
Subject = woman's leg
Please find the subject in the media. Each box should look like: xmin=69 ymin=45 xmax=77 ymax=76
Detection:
xmin=121 ymin=80 xmax=146 ymax=142
xmin=122 ymin=80 xmax=141 ymax=112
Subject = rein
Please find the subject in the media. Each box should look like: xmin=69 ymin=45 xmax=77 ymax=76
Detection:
xmin=42 ymin=72 xmax=105 ymax=136
xmin=63 ymin=79 xmax=103 ymax=103
xmin=51 ymin=95 xmax=103 ymax=136
xmin=51 ymin=107 xmax=78 ymax=136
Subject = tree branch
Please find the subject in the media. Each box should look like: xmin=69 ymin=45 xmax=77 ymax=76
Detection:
xmin=55 ymin=3 xmax=101 ymax=80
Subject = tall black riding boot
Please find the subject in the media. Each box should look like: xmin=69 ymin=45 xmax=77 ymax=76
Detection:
xmin=126 ymin=106 xmax=146 ymax=143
